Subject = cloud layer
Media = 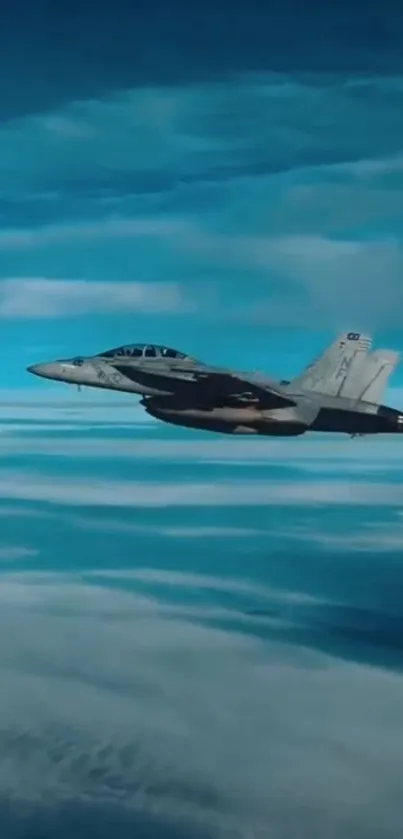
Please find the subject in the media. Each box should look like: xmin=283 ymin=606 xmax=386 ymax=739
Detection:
xmin=0 ymin=571 xmax=402 ymax=839
xmin=3 ymin=77 xmax=403 ymax=195
xmin=2 ymin=74 xmax=403 ymax=341
xmin=0 ymin=380 xmax=402 ymax=836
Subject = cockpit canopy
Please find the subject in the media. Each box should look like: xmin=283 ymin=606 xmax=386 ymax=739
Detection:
xmin=97 ymin=343 xmax=191 ymax=360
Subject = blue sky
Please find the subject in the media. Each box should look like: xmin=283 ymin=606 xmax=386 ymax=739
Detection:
xmin=2 ymin=2 xmax=403 ymax=839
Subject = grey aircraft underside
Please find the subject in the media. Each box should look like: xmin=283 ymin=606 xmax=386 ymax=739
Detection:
xmin=27 ymin=332 xmax=403 ymax=437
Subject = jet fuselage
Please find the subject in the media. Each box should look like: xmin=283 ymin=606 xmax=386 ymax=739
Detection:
xmin=27 ymin=343 xmax=403 ymax=438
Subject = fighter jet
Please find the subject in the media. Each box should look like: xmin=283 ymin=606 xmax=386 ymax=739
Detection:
xmin=27 ymin=332 xmax=403 ymax=437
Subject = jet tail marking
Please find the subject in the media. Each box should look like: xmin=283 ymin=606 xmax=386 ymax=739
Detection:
xmin=286 ymin=331 xmax=372 ymax=397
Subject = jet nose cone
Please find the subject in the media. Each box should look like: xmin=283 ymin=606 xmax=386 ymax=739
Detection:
xmin=27 ymin=363 xmax=42 ymax=376
xmin=26 ymin=362 xmax=59 ymax=380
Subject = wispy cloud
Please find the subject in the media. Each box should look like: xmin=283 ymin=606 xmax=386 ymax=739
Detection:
xmin=259 ymin=235 xmax=403 ymax=331
xmin=0 ymin=507 xmax=264 ymax=540
xmin=0 ymin=215 xmax=187 ymax=250
xmin=0 ymin=546 xmax=38 ymax=561
xmin=0 ymin=277 xmax=188 ymax=318
xmin=0 ymin=471 xmax=402 ymax=508
xmin=2 ymin=210 xmax=394 ymax=329
xmin=83 ymin=522 xmax=262 ymax=539
xmin=0 ymin=388 xmax=155 ymax=424
xmin=0 ymin=405 xmax=151 ymax=424
xmin=0 ymin=432 xmax=401 ymax=462
xmin=87 ymin=566 xmax=312 ymax=603
xmin=278 ymin=521 xmax=403 ymax=553
xmin=195 ymin=231 xmax=403 ymax=330
xmin=3 ymin=76 xmax=403 ymax=195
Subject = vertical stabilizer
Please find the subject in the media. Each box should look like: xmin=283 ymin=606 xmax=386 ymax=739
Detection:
xmin=350 ymin=349 xmax=400 ymax=404
xmin=287 ymin=332 xmax=372 ymax=397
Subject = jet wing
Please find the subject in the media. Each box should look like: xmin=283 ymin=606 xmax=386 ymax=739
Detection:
xmin=190 ymin=370 xmax=298 ymax=409
xmin=114 ymin=361 xmax=297 ymax=409
xmin=201 ymin=373 xmax=322 ymax=425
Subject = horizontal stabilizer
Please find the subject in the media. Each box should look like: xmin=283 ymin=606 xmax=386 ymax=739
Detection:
xmin=287 ymin=331 xmax=372 ymax=397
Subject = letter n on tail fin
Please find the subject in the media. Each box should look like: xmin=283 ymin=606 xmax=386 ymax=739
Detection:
xmin=286 ymin=332 xmax=372 ymax=397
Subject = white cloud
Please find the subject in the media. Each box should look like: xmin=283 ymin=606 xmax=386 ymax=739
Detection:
xmin=0 ymin=432 xmax=401 ymax=462
xmin=220 ymin=233 xmax=403 ymax=330
xmin=339 ymin=152 xmax=403 ymax=177
xmin=0 ymin=387 xmax=154 ymax=404
xmin=0 ymin=570 xmax=286 ymax=634
xmin=0 ymin=407 xmax=150 ymax=423
xmin=322 ymin=530 xmax=403 ymax=552
xmin=87 ymin=567 xmax=317 ymax=605
xmin=165 ymin=218 xmax=403 ymax=328
xmin=85 ymin=522 xmax=262 ymax=539
xmin=0 ymin=215 xmax=188 ymax=250
xmin=0 ymin=423 xmax=153 ymax=434
xmin=0 ymin=572 xmax=401 ymax=837
xmin=267 ymin=234 xmax=402 ymax=290
xmin=0 ymin=278 xmax=188 ymax=317
xmin=0 ymin=470 xmax=402 ymax=507
xmin=0 ymin=507 xmax=264 ymax=541
xmin=283 ymin=521 xmax=403 ymax=553
xmin=40 ymin=115 xmax=94 ymax=139
xmin=278 ymin=521 xmax=397 ymax=551
xmin=155 ymin=525 xmax=258 ymax=538
xmin=0 ymin=546 xmax=38 ymax=561
xmin=0 ymin=390 xmax=155 ymax=424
